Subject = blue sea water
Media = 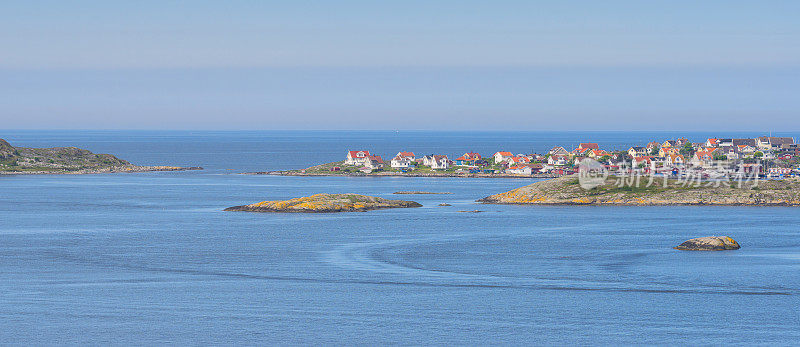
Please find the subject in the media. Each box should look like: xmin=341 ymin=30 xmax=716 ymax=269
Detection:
xmin=1 ymin=130 xmax=799 ymax=345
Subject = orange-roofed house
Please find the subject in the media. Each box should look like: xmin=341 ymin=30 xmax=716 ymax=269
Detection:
xmin=587 ymin=149 xmax=610 ymax=159
xmin=455 ymin=152 xmax=482 ymax=166
xmin=705 ymin=138 xmax=719 ymax=148
xmin=667 ymin=154 xmax=685 ymax=166
xmin=493 ymin=151 xmax=514 ymax=163
xmin=692 ymin=149 xmax=716 ymax=167
xmin=659 ymin=146 xmax=680 ymax=157
xmin=506 ymin=156 xmax=531 ymax=166
xmin=571 ymin=147 xmax=591 ymax=156
xmin=395 ymin=151 xmax=415 ymax=160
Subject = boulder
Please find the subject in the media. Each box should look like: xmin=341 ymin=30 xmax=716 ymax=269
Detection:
xmin=674 ymin=236 xmax=740 ymax=251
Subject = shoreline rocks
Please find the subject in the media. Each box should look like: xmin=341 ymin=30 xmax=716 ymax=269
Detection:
xmin=224 ymin=193 xmax=422 ymax=213
xmin=479 ymin=175 xmax=800 ymax=206
xmin=674 ymin=236 xmax=741 ymax=251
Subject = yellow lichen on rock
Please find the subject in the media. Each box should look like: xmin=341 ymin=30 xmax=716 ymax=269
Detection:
xmin=225 ymin=193 xmax=422 ymax=213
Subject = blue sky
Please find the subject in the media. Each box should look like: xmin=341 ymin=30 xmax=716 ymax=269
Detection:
xmin=1 ymin=1 xmax=798 ymax=130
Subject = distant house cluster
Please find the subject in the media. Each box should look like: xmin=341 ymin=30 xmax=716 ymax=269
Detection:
xmin=621 ymin=136 xmax=797 ymax=177
xmin=338 ymin=135 xmax=798 ymax=177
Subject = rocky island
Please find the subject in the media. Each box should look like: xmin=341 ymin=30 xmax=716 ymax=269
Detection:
xmin=224 ymin=193 xmax=422 ymax=213
xmin=479 ymin=175 xmax=800 ymax=206
xmin=0 ymin=138 xmax=201 ymax=175
xmin=674 ymin=236 xmax=741 ymax=251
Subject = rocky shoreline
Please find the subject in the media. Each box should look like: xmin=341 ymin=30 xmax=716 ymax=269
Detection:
xmin=479 ymin=175 xmax=800 ymax=206
xmin=225 ymin=193 xmax=422 ymax=213
xmin=0 ymin=165 xmax=203 ymax=175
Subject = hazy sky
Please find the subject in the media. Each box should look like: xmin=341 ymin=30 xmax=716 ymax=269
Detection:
xmin=1 ymin=0 xmax=798 ymax=130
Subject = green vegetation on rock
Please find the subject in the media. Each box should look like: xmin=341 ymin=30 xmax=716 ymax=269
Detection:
xmin=0 ymin=138 xmax=199 ymax=174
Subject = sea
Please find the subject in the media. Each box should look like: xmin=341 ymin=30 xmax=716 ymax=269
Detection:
xmin=1 ymin=130 xmax=799 ymax=345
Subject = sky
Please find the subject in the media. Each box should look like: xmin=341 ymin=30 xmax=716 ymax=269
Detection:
xmin=1 ymin=0 xmax=799 ymax=130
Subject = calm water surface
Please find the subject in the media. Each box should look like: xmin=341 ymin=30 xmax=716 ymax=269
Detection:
xmin=1 ymin=131 xmax=799 ymax=345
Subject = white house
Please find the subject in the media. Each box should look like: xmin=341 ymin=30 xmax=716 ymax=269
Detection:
xmin=756 ymin=137 xmax=794 ymax=151
xmin=507 ymin=165 xmax=532 ymax=175
xmin=390 ymin=156 xmax=413 ymax=168
xmin=666 ymin=154 xmax=685 ymax=166
xmin=628 ymin=147 xmax=647 ymax=157
xmin=493 ymin=151 xmax=514 ymax=163
xmin=430 ymin=155 xmax=449 ymax=169
xmin=345 ymin=150 xmax=371 ymax=165
xmin=421 ymin=155 xmax=436 ymax=166
xmin=548 ymin=155 xmax=568 ymax=166
xmin=364 ymin=155 xmax=384 ymax=169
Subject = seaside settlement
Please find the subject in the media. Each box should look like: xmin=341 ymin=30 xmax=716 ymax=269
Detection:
xmin=279 ymin=136 xmax=800 ymax=179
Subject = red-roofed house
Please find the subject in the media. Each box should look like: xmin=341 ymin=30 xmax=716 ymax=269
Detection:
xmin=345 ymin=150 xmax=371 ymax=165
xmin=705 ymin=138 xmax=719 ymax=148
xmin=578 ymin=143 xmax=599 ymax=150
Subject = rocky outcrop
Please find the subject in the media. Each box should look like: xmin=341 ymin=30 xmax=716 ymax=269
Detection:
xmin=674 ymin=236 xmax=741 ymax=251
xmin=0 ymin=139 xmax=16 ymax=159
xmin=479 ymin=175 xmax=800 ymax=206
xmin=0 ymin=138 xmax=201 ymax=174
xmin=224 ymin=194 xmax=422 ymax=213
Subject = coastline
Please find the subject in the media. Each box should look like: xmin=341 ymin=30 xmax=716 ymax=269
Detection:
xmin=242 ymin=170 xmax=561 ymax=179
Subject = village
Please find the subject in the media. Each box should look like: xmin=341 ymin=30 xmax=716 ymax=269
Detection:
xmin=323 ymin=136 xmax=800 ymax=179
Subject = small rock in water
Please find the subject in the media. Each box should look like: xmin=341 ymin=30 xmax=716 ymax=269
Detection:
xmin=674 ymin=236 xmax=740 ymax=251
xmin=438 ymin=203 xmax=452 ymax=206
xmin=457 ymin=210 xmax=484 ymax=213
